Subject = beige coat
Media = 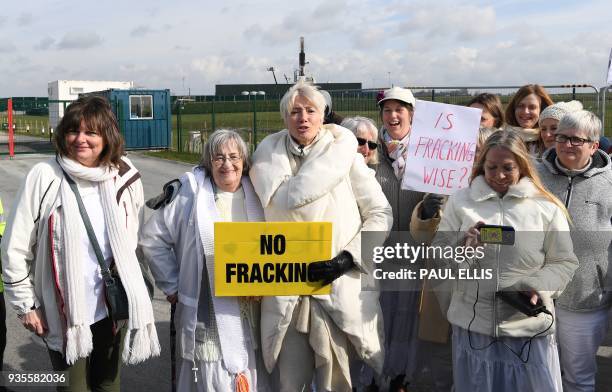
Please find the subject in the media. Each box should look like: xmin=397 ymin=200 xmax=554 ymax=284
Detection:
xmin=249 ymin=124 xmax=393 ymax=374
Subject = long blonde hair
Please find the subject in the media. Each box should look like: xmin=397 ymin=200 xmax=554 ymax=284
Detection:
xmin=470 ymin=129 xmax=570 ymax=220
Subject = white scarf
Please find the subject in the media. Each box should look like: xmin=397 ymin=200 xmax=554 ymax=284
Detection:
xmin=194 ymin=168 xmax=265 ymax=376
xmin=383 ymin=129 xmax=410 ymax=180
xmin=57 ymin=156 xmax=160 ymax=365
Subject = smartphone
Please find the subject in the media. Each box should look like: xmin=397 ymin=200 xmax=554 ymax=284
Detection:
xmin=477 ymin=224 xmax=515 ymax=245
xmin=496 ymin=291 xmax=545 ymax=317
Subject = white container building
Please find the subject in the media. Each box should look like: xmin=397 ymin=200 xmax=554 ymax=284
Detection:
xmin=47 ymin=80 xmax=134 ymax=129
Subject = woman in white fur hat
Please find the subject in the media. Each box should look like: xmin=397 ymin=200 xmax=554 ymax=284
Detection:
xmin=538 ymin=100 xmax=584 ymax=154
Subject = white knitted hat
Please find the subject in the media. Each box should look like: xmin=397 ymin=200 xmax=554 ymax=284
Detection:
xmin=539 ymin=100 xmax=583 ymax=125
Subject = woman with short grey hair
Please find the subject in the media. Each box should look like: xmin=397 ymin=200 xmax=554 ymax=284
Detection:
xmin=250 ymin=80 xmax=392 ymax=392
xmin=341 ymin=116 xmax=380 ymax=165
xmin=141 ymin=128 xmax=270 ymax=391
xmin=537 ymin=110 xmax=612 ymax=392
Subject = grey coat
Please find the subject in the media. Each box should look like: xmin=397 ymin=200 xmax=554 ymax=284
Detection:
xmin=537 ymin=148 xmax=612 ymax=312
xmin=373 ymin=138 xmax=425 ymax=231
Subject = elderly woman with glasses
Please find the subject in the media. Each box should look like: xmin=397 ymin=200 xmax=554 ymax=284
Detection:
xmin=249 ymin=80 xmax=393 ymax=392
xmin=341 ymin=116 xmax=380 ymax=165
xmin=140 ymin=129 xmax=270 ymax=392
xmin=537 ymin=110 xmax=612 ymax=392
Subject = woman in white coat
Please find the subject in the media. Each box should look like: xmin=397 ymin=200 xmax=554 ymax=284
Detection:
xmin=1 ymin=96 xmax=159 ymax=391
xmin=433 ymin=129 xmax=578 ymax=391
xmin=249 ymin=81 xmax=393 ymax=392
xmin=140 ymin=129 xmax=269 ymax=392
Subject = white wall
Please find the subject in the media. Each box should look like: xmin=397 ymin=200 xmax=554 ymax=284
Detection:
xmin=47 ymin=80 xmax=134 ymax=129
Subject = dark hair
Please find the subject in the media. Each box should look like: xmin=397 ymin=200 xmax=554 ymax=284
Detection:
xmin=468 ymin=93 xmax=504 ymax=128
xmin=378 ymin=100 xmax=414 ymax=119
xmin=54 ymin=95 xmax=124 ymax=167
xmin=504 ymin=84 xmax=553 ymax=128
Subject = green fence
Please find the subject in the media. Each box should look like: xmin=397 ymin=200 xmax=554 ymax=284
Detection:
xmin=173 ymin=84 xmax=605 ymax=154
xmin=0 ymin=100 xmax=72 ymax=155
xmin=1 ymin=84 xmax=609 ymax=156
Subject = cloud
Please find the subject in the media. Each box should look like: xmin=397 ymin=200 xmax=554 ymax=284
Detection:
xmin=173 ymin=45 xmax=190 ymax=51
xmin=56 ymin=31 xmax=103 ymax=49
xmin=352 ymin=27 xmax=385 ymax=49
xmin=34 ymin=37 xmax=55 ymax=50
xmin=0 ymin=42 xmax=16 ymax=53
xmin=398 ymin=4 xmax=496 ymax=42
xmin=17 ymin=12 xmax=33 ymax=26
xmin=131 ymin=25 xmax=153 ymax=37
xmin=244 ymin=0 xmax=348 ymax=45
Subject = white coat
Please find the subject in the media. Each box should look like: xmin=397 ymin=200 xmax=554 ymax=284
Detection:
xmin=1 ymin=157 xmax=143 ymax=353
xmin=249 ymin=124 xmax=393 ymax=373
xmin=433 ymin=176 xmax=578 ymax=338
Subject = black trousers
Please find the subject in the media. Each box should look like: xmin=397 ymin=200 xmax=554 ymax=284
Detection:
xmin=49 ymin=317 xmax=125 ymax=392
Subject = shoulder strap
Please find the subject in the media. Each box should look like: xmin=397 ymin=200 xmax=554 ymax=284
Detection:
xmin=62 ymin=171 xmax=113 ymax=284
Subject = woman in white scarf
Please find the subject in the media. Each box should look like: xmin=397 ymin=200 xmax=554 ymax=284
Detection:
xmin=140 ymin=129 xmax=270 ymax=392
xmin=249 ymin=81 xmax=392 ymax=392
xmin=1 ymin=96 xmax=159 ymax=391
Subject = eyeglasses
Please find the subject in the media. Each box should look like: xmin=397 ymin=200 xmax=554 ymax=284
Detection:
xmin=212 ymin=154 xmax=241 ymax=165
xmin=356 ymin=137 xmax=378 ymax=150
xmin=554 ymin=134 xmax=592 ymax=146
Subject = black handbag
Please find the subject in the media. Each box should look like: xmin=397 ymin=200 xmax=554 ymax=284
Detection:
xmin=63 ymin=171 xmax=129 ymax=322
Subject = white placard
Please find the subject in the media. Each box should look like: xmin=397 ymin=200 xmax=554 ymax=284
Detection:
xmin=607 ymin=48 xmax=612 ymax=84
xmin=401 ymin=99 xmax=481 ymax=195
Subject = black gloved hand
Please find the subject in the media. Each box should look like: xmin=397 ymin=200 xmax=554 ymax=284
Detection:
xmin=308 ymin=250 xmax=355 ymax=286
xmin=421 ymin=193 xmax=445 ymax=220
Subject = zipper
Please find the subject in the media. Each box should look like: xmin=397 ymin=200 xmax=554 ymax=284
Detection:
xmin=564 ymin=176 xmax=573 ymax=207
xmin=492 ymin=197 xmax=504 ymax=338
xmin=123 ymin=201 xmax=128 ymax=228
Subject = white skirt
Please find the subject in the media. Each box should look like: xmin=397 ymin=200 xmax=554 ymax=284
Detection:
xmin=452 ymin=325 xmax=562 ymax=392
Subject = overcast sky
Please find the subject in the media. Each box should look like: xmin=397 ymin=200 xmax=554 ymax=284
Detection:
xmin=0 ymin=0 xmax=611 ymax=96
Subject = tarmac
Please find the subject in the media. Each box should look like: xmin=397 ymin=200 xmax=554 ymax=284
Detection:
xmin=0 ymin=152 xmax=610 ymax=391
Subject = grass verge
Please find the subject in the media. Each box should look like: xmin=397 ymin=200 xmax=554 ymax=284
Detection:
xmin=143 ymin=150 xmax=200 ymax=164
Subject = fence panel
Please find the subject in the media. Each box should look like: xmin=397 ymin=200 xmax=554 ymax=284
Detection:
xmin=601 ymin=85 xmax=611 ymax=137
xmin=0 ymin=99 xmax=71 ymax=155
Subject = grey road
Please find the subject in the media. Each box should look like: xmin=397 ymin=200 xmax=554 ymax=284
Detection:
xmin=0 ymin=152 xmax=611 ymax=391
xmin=0 ymin=152 xmax=191 ymax=391
xmin=0 ymin=131 xmax=54 ymax=155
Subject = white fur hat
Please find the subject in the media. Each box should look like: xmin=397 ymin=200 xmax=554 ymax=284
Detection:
xmin=539 ymin=100 xmax=583 ymax=125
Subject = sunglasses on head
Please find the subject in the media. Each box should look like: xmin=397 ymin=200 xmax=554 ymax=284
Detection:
xmin=356 ymin=137 xmax=378 ymax=150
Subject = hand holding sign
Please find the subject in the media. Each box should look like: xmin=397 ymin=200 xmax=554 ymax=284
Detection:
xmin=401 ymin=100 xmax=481 ymax=195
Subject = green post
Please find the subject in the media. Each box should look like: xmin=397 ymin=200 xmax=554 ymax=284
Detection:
xmin=177 ymin=101 xmax=183 ymax=152
xmin=252 ymin=97 xmax=257 ymax=151
xmin=211 ymin=97 xmax=216 ymax=132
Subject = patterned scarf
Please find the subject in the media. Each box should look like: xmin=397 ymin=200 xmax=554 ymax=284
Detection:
xmin=383 ymin=129 xmax=411 ymax=180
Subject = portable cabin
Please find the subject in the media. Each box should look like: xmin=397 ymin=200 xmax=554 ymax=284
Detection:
xmin=85 ymin=89 xmax=171 ymax=150
xmin=48 ymin=80 xmax=134 ymax=129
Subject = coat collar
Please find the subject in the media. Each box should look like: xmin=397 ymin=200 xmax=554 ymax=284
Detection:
xmin=250 ymin=124 xmax=357 ymax=209
xmin=541 ymin=147 xmax=611 ymax=178
xmin=469 ymin=175 xmax=538 ymax=202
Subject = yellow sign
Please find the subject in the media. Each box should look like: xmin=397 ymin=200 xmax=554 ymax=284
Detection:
xmin=214 ymin=222 xmax=332 ymax=296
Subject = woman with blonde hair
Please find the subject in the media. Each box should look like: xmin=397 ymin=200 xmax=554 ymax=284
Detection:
xmin=250 ymin=80 xmax=392 ymax=391
xmin=432 ymin=129 xmax=577 ymax=391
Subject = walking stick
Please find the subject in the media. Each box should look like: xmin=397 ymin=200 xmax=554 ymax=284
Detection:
xmin=170 ymin=302 xmax=177 ymax=392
